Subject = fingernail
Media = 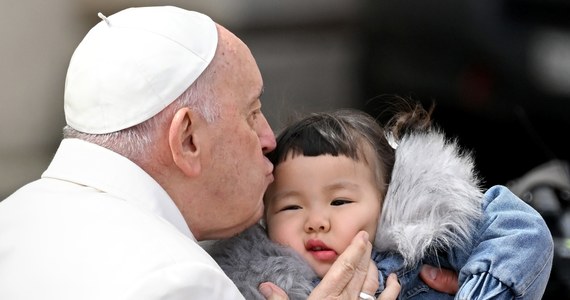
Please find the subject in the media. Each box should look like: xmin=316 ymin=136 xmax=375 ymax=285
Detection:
xmin=361 ymin=231 xmax=369 ymax=242
xmin=259 ymin=284 xmax=272 ymax=298
xmin=424 ymin=265 xmax=438 ymax=280
xmin=389 ymin=273 xmax=399 ymax=283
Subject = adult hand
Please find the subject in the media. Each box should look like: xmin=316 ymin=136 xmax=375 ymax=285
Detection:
xmin=378 ymin=273 xmax=400 ymax=300
xmin=259 ymin=231 xmax=377 ymax=299
xmin=419 ymin=264 xmax=459 ymax=295
xmin=259 ymin=243 xmax=456 ymax=300
xmin=259 ymin=231 xmax=401 ymax=300
xmin=307 ymin=231 xmax=375 ymax=299
xmin=259 ymin=265 xmax=401 ymax=300
xmin=259 ymin=231 xmax=400 ymax=300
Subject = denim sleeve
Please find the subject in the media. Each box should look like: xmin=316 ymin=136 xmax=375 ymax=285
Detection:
xmin=453 ymin=185 xmax=554 ymax=300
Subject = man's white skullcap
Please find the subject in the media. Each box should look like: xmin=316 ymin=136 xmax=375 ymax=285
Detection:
xmin=64 ymin=6 xmax=218 ymax=134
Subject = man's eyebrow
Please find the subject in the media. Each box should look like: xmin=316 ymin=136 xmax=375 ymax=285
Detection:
xmin=250 ymin=86 xmax=264 ymax=108
xmin=259 ymin=86 xmax=265 ymax=99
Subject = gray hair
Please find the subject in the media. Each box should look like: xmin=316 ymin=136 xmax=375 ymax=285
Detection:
xmin=62 ymin=61 xmax=220 ymax=163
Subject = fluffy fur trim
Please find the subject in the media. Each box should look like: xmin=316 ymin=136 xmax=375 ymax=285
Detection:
xmin=374 ymin=130 xmax=484 ymax=267
xmin=207 ymin=223 xmax=316 ymax=300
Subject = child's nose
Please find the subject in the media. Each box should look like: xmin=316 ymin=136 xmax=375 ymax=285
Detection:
xmin=304 ymin=215 xmax=330 ymax=233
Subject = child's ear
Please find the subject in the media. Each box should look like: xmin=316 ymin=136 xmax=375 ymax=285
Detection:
xmin=168 ymin=107 xmax=201 ymax=177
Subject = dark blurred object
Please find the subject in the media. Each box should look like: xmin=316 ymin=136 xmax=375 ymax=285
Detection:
xmin=358 ymin=0 xmax=570 ymax=187
xmin=507 ymin=160 xmax=570 ymax=299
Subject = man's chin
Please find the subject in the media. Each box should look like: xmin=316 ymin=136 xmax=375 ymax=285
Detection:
xmin=207 ymin=201 xmax=264 ymax=239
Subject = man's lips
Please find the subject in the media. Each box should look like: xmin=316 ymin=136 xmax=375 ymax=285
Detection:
xmin=264 ymin=157 xmax=274 ymax=175
xmin=306 ymin=239 xmax=337 ymax=261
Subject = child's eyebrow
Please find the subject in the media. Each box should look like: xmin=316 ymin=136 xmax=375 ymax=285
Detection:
xmin=268 ymin=190 xmax=300 ymax=203
xmin=324 ymin=181 xmax=360 ymax=192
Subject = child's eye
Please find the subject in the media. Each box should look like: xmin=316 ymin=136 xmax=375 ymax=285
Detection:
xmin=331 ymin=199 xmax=352 ymax=206
xmin=279 ymin=205 xmax=302 ymax=212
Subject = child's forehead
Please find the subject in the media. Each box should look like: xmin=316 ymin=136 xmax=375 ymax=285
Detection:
xmin=279 ymin=150 xmax=379 ymax=176
xmin=272 ymin=154 xmax=378 ymax=186
xmin=281 ymin=138 xmax=376 ymax=160
xmin=280 ymin=135 xmax=363 ymax=157
xmin=280 ymin=144 xmax=385 ymax=193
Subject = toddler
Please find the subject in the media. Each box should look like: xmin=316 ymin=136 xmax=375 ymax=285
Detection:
xmin=209 ymin=102 xmax=553 ymax=299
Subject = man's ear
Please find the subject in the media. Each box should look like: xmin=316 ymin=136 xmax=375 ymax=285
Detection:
xmin=168 ymin=107 xmax=201 ymax=177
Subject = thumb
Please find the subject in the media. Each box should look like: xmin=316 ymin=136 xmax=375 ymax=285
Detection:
xmin=259 ymin=282 xmax=289 ymax=300
xmin=419 ymin=265 xmax=459 ymax=295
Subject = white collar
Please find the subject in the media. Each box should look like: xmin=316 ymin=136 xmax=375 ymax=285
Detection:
xmin=42 ymin=138 xmax=194 ymax=240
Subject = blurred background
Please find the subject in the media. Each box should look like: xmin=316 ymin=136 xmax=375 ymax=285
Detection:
xmin=1 ymin=0 xmax=569 ymax=297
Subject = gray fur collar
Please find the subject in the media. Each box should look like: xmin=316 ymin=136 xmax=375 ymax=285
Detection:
xmin=375 ymin=130 xmax=483 ymax=267
xmin=207 ymin=130 xmax=483 ymax=299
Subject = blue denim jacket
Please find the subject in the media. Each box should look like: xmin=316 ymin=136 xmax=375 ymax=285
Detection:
xmin=373 ymin=185 xmax=553 ymax=300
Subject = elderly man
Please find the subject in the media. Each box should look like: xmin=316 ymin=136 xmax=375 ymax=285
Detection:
xmin=0 ymin=6 xmax=454 ymax=299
